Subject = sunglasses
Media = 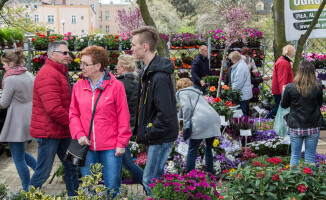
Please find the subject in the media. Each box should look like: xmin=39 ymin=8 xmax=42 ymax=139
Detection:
xmin=53 ymin=51 xmax=70 ymax=55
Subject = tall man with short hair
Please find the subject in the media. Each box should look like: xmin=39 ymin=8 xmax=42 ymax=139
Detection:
xmin=131 ymin=26 xmax=179 ymax=194
xmin=29 ymin=41 xmax=79 ymax=196
xmin=191 ymin=45 xmax=212 ymax=93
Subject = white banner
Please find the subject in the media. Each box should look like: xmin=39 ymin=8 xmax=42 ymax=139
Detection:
xmin=284 ymin=0 xmax=326 ymax=41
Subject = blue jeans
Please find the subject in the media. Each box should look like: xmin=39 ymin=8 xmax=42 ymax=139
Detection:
xmin=266 ymin=95 xmax=281 ymax=119
xmin=186 ymin=137 xmax=215 ymax=174
xmin=143 ymin=142 xmax=174 ymax=195
xmin=239 ymin=100 xmax=249 ymax=116
xmin=8 ymin=142 xmax=37 ymax=191
xmin=290 ymin=130 xmax=320 ymax=167
xmin=122 ymin=145 xmax=143 ymax=184
xmin=29 ymin=138 xmax=79 ymax=196
xmin=81 ymin=149 xmax=122 ymax=198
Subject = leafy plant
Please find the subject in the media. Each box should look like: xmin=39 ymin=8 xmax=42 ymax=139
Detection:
xmin=219 ymin=87 xmax=241 ymax=105
xmin=76 ymin=33 xmax=89 ymax=51
xmin=181 ymin=53 xmax=193 ymax=65
xmin=63 ymin=32 xmax=75 ymax=50
xmin=3 ymin=28 xmax=14 ymax=45
xmin=108 ymin=51 xmax=120 ymax=70
xmin=11 ymin=27 xmax=25 ymax=43
xmin=92 ymin=33 xmax=107 ymax=48
xmin=0 ymin=184 xmax=7 ymax=199
xmin=208 ymin=29 xmax=226 ymax=47
xmin=107 ymin=34 xmax=120 ymax=50
xmin=31 ymin=32 xmax=50 ymax=50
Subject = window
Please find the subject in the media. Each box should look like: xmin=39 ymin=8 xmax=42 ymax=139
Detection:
xmin=258 ymin=5 xmax=262 ymax=10
xmin=25 ymin=5 xmax=29 ymax=9
xmin=71 ymin=15 xmax=77 ymax=24
xmin=25 ymin=13 xmax=30 ymax=20
xmin=254 ymin=17 xmax=259 ymax=21
xmin=81 ymin=16 xmax=84 ymax=20
xmin=105 ymin=11 xmax=109 ymax=20
xmin=34 ymin=14 xmax=39 ymax=23
xmin=90 ymin=3 xmax=95 ymax=11
xmin=106 ymin=25 xmax=109 ymax=33
xmin=47 ymin=15 xmax=55 ymax=23
xmin=34 ymin=4 xmax=38 ymax=9
xmin=81 ymin=29 xmax=85 ymax=33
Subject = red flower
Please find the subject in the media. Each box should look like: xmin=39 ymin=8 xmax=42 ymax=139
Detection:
xmin=297 ymin=184 xmax=307 ymax=193
xmin=214 ymin=97 xmax=221 ymax=102
xmin=50 ymin=39 xmax=54 ymax=42
xmin=56 ymin=36 xmax=59 ymax=39
xmin=32 ymin=38 xmax=35 ymax=42
xmin=225 ymin=101 xmax=232 ymax=107
xmin=109 ymin=36 xmax=111 ymax=39
xmin=267 ymin=157 xmax=283 ymax=165
xmin=272 ymin=174 xmax=280 ymax=181
xmin=113 ymin=55 xmax=118 ymax=58
xmin=110 ymin=60 xmax=114 ymax=64
xmin=34 ymin=58 xmax=39 ymax=63
xmin=114 ymin=39 xmax=118 ymax=42
xmin=115 ymin=35 xmax=119 ymax=39
xmin=303 ymin=167 xmax=313 ymax=175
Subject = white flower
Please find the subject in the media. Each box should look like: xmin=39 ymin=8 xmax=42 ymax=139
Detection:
xmin=255 ymin=147 xmax=259 ymax=150
xmin=213 ymin=160 xmax=221 ymax=174
xmin=80 ymin=39 xmax=84 ymax=42
xmin=273 ymin=145 xmax=276 ymax=148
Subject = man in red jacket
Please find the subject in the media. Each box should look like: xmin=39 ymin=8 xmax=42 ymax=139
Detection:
xmin=29 ymin=41 xmax=78 ymax=196
xmin=267 ymin=45 xmax=295 ymax=119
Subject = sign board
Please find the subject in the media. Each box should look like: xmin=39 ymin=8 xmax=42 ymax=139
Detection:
xmin=284 ymin=1 xmax=326 ymax=41
xmin=233 ymin=109 xmax=243 ymax=118
xmin=254 ymin=106 xmax=265 ymax=114
xmin=220 ymin=115 xmax=229 ymax=126
xmin=176 ymin=142 xmax=189 ymax=156
xmin=240 ymin=129 xmax=252 ymax=137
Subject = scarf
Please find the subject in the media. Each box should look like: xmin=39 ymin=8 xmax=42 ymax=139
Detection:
xmin=2 ymin=66 xmax=28 ymax=89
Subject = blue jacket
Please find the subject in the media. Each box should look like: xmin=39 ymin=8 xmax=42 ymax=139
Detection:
xmin=191 ymin=54 xmax=211 ymax=88
xmin=231 ymin=59 xmax=253 ymax=101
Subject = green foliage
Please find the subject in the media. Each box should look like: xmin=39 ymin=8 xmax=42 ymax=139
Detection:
xmin=121 ymin=168 xmax=133 ymax=179
xmin=9 ymin=189 xmax=27 ymax=200
xmin=222 ymin=162 xmax=326 ymax=200
xmin=219 ymin=87 xmax=242 ymax=105
xmin=0 ymin=183 xmax=7 ymax=199
xmin=177 ymin=25 xmax=195 ymax=34
xmin=3 ymin=28 xmax=14 ymax=45
xmin=211 ymin=99 xmax=234 ymax=119
xmin=55 ymin=163 xmax=65 ymax=182
xmin=11 ymin=27 xmax=24 ymax=43
xmin=202 ymin=76 xmax=219 ymax=86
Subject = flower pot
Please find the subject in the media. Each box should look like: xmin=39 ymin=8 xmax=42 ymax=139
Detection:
xmin=230 ymin=41 xmax=244 ymax=48
xmin=171 ymin=45 xmax=183 ymax=49
xmin=184 ymin=45 xmax=195 ymax=49
xmin=248 ymin=41 xmax=261 ymax=48
xmin=182 ymin=62 xmax=191 ymax=69
xmin=34 ymin=45 xmax=48 ymax=51
xmin=16 ymin=42 xmax=24 ymax=48
xmin=6 ymin=44 xmax=14 ymax=49
xmin=212 ymin=42 xmax=225 ymax=49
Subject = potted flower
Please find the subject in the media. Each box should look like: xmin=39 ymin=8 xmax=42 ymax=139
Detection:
xmin=121 ymin=37 xmax=131 ymax=50
xmin=68 ymin=53 xmax=80 ymax=71
xmin=0 ymin=29 xmax=5 ymax=49
xmin=63 ymin=32 xmax=75 ymax=51
xmin=76 ymin=33 xmax=89 ymax=51
xmin=108 ymin=51 xmax=120 ymax=70
xmin=170 ymin=33 xmax=183 ymax=49
xmin=107 ymin=34 xmax=120 ymax=50
xmin=196 ymin=34 xmax=207 ymax=48
xmin=171 ymin=57 xmax=183 ymax=69
xmin=219 ymin=87 xmax=242 ymax=105
xmin=183 ymin=33 xmax=196 ymax=48
xmin=92 ymin=33 xmax=107 ymax=48
xmin=12 ymin=28 xmax=25 ymax=48
xmin=31 ymin=52 xmax=48 ymax=71
xmin=160 ymin=33 xmax=169 ymax=44
xmin=250 ymin=49 xmax=264 ymax=66
xmin=210 ymin=52 xmax=223 ymax=68
xmin=181 ymin=53 xmax=193 ymax=69
xmin=209 ymin=29 xmax=226 ymax=49
xmin=32 ymin=32 xmax=50 ymax=50
xmin=306 ymin=52 xmax=326 ymax=69
xmin=3 ymin=28 xmax=14 ymax=49
xmin=244 ymin=28 xmax=263 ymax=47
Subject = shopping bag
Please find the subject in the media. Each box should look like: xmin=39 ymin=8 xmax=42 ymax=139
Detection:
xmin=273 ymin=105 xmax=290 ymax=138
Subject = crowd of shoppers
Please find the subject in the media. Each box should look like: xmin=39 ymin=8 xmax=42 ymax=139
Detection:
xmin=0 ymin=27 xmax=322 ymax=197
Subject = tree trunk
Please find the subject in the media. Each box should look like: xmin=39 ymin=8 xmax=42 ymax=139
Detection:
xmin=0 ymin=0 xmax=10 ymax=11
xmin=272 ymin=0 xmax=287 ymax=63
xmin=136 ymin=0 xmax=176 ymax=92
xmin=292 ymin=0 xmax=326 ymax=74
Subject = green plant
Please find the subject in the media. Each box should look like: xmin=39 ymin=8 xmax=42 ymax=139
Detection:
xmin=11 ymin=28 xmax=25 ymax=43
xmin=8 ymin=190 xmax=27 ymax=200
xmin=219 ymin=87 xmax=242 ymax=105
xmin=248 ymin=136 xmax=290 ymax=157
xmin=0 ymin=183 xmax=7 ymax=199
xmin=181 ymin=53 xmax=193 ymax=65
xmin=55 ymin=163 xmax=65 ymax=182
xmin=107 ymin=34 xmax=120 ymax=49
xmin=108 ymin=51 xmax=120 ymax=70
xmin=121 ymin=37 xmax=131 ymax=50
xmin=0 ymin=29 xmax=5 ymax=45
xmin=211 ymin=98 xmax=234 ymax=119
xmin=32 ymin=32 xmax=50 ymax=50
xmin=3 ymin=28 xmax=14 ymax=45
xmin=222 ymin=161 xmax=326 ymax=200
xmin=121 ymin=168 xmax=133 ymax=179
xmin=202 ymin=76 xmax=219 ymax=86
xmin=92 ymin=33 xmax=107 ymax=48
xmin=76 ymin=33 xmax=89 ymax=51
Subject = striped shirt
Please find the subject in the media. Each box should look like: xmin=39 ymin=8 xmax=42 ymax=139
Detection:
xmin=289 ymin=127 xmax=320 ymax=136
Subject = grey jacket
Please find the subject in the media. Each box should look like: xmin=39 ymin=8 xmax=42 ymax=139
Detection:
xmin=0 ymin=72 xmax=34 ymax=142
xmin=176 ymin=86 xmax=221 ymax=139
xmin=231 ymin=59 xmax=253 ymax=101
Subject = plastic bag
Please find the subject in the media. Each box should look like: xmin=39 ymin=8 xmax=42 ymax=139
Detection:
xmin=273 ymin=105 xmax=290 ymax=138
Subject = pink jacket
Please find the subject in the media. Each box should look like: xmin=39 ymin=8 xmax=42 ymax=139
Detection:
xmin=69 ymin=72 xmax=132 ymax=151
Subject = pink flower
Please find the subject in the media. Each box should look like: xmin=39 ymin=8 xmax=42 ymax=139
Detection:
xmin=70 ymin=37 xmax=73 ymax=40
xmin=63 ymin=37 xmax=68 ymax=40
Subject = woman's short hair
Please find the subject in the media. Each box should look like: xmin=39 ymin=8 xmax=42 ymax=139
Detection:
xmin=229 ymin=51 xmax=242 ymax=61
xmin=176 ymin=78 xmax=193 ymax=90
xmin=81 ymin=45 xmax=109 ymax=72
xmin=241 ymin=47 xmax=250 ymax=56
xmin=118 ymin=54 xmax=135 ymax=72
xmin=282 ymin=45 xmax=295 ymax=56
xmin=1 ymin=48 xmax=25 ymax=66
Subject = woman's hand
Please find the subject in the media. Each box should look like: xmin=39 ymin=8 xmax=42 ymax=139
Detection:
xmin=78 ymin=136 xmax=91 ymax=146
xmin=115 ymin=147 xmax=125 ymax=157
xmin=262 ymin=76 xmax=270 ymax=81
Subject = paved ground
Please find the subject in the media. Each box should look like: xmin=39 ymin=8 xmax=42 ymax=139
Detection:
xmin=0 ymin=130 xmax=326 ymax=197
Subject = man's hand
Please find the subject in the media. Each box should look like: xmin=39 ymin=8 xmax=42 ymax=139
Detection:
xmin=200 ymin=80 xmax=206 ymax=86
xmin=78 ymin=136 xmax=91 ymax=146
xmin=115 ymin=147 xmax=125 ymax=157
xmin=262 ymin=76 xmax=270 ymax=81
xmin=251 ymin=70 xmax=258 ymax=74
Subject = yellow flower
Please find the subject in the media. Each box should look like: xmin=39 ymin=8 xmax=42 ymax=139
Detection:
xmin=74 ymin=58 xmax=81 ymax=63
xmin=213 ymin=139 xmax=220 ymax=147
xmin=229 ymin=168 xmax=236 ymax=172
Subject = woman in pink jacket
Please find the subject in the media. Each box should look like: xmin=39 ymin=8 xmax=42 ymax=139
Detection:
xmin=69 ymin=46 xmax=132 ymax=197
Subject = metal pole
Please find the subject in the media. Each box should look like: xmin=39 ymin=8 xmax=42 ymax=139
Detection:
xmin=27 ymin=39 xmax=32 ymax=72
xmin=262 ymin=38 xmax=266 ymax=102
xmin=208 ymin=37 xmax=211 ymax=70
xmin=304 ymin=40 xmax=308 ymax=61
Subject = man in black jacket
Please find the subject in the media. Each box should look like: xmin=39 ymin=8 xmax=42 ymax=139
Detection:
xmin=191 ymin=45 xmax=212 ymax=93
xmin=131 ymin=26 xmax=179 ymax=194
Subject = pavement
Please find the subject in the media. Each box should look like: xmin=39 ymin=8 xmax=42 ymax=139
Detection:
xmin=0 ymin=130 xmax=326 ymax=197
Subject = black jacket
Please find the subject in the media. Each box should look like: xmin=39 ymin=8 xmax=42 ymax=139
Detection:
xmin=134 ymin=55 xmax=179 ymax=145
xmin=116 ymin=72 xmax=138 ymax=129
xmin=281 ymin=83 xmax=325 ymax=128
xmin=191 ymin=54 xmax=211 ymax=89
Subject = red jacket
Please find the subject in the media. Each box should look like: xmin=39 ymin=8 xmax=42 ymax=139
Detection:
xmin=30 ymin=59 xmax=71 ymax=139
xmin=69 ymin=72 xmax=132 ymax=151
xmin=272 ymin=56 xmax=293 ymax=95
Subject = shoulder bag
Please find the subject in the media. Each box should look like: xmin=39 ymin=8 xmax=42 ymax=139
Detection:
xmin=183 ymin=93 xmax=200 ymax=141
xmin=64 ymin=89 xmax=104 ymax=167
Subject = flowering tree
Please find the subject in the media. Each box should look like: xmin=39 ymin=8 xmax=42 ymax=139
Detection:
xmin=115 ymin=7 xmax=145 ymax=34
xmin=217 ymin=5 xmax=251 ymax=96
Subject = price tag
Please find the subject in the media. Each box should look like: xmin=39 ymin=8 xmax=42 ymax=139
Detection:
xmin=220 ymin=116 xmax=229 ymax=126
xmin=240 ymin=129 xmax=252 ymax=136
xmin=322 ymin=80 xmax=326 ymax=85
xmin=254 ymin=106 xmax=265 ymax=114
xmin=233 ymin=109 xmax=243 ymax=118
xmin=176 ymin=142 xmax=189 ymax=156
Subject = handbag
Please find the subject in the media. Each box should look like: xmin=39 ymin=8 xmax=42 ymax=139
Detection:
xmin=183 ymin=93 xmax=200 ymax=141
xmin=64 ymin=89 xmax=103 ymax=167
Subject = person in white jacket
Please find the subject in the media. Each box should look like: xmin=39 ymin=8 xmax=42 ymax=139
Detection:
xmin=176 ymin=78 xmax=221 ymax=174
xmin=229 ymin=51 xmax=253 ymax=116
